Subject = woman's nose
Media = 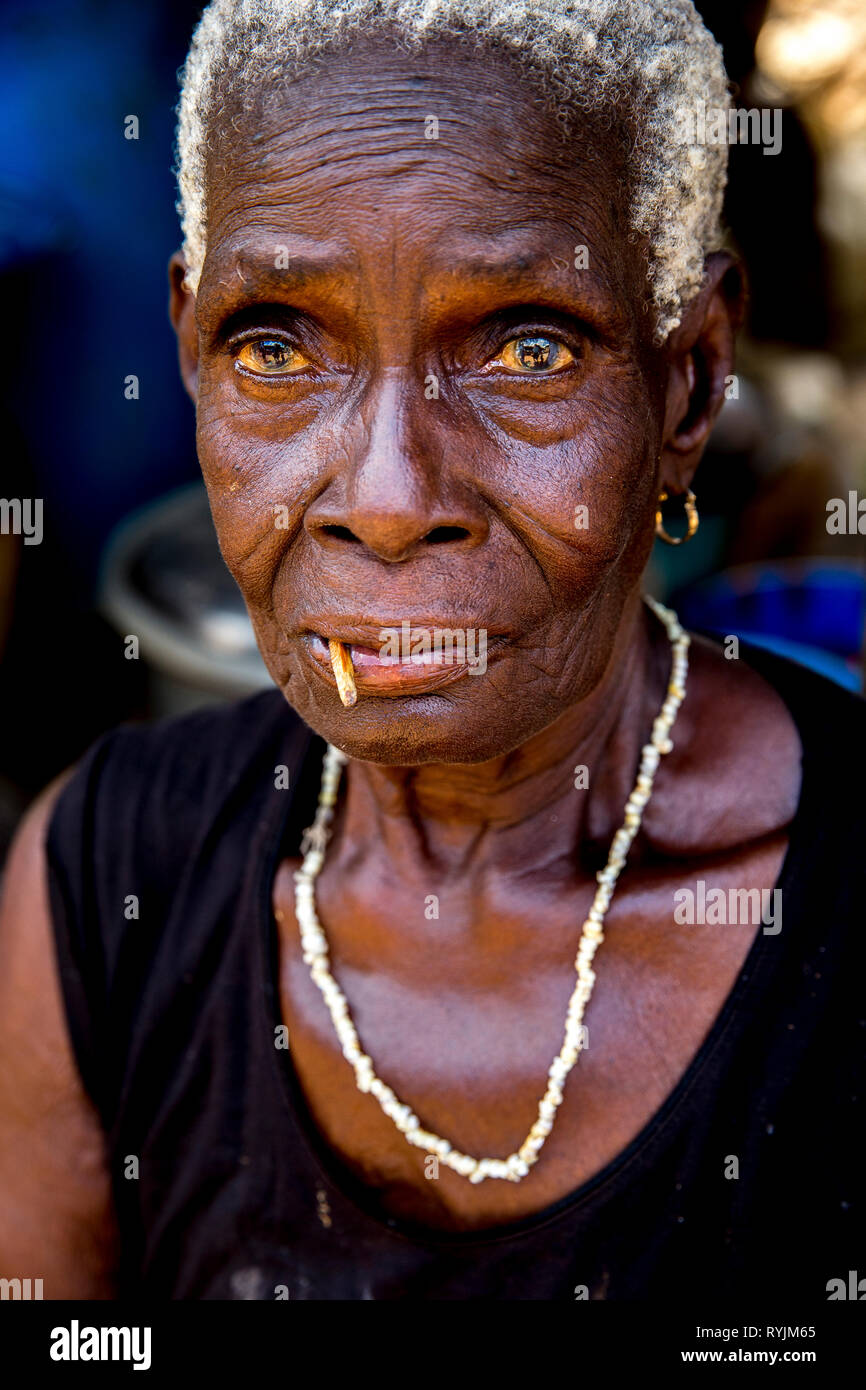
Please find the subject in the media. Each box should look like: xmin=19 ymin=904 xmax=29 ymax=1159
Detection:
xmin=304 ymin=378 xmax=488 ymax=563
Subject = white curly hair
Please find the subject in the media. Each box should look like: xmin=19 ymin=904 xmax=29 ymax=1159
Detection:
xmin=175 ymin=0 xmax=732 ymax=340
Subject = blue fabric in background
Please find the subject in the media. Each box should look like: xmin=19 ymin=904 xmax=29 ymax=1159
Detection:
xmin=0 ymin=0 xmax=200 ymax=592
xmin=675 ymin=563 xmax=866 ymax=692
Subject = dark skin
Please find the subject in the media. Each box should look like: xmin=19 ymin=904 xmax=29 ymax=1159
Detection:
xmin=0 ymin=40 xmax=801 ymax=1285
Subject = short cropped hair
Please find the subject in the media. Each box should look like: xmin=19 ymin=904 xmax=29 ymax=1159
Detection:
xmin=175 ymin=0 xmax=731 ymax=340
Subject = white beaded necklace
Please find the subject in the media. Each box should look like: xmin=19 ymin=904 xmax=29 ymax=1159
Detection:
xmin=292 ymin=596 xmax=689 ymax=1185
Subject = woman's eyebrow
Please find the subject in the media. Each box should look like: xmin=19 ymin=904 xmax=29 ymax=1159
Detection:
xmin=196 ymin=243 xmax=359 ymax=326
xmin=421 ymin=254 xmax=624 ymax=330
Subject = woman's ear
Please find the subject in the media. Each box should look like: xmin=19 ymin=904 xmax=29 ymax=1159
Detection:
xmin=168 ymin=251 xmax=199 ymax=403
xmin=658 ymin=251 xmax=747 ymax=494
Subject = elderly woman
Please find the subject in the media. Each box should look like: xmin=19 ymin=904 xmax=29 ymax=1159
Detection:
xmin=0 ymin=0 xmax=862 ymax=1302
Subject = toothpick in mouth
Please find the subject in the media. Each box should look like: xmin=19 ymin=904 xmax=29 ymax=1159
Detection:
xmin=328 ymin=639 xmax=358 ymax=708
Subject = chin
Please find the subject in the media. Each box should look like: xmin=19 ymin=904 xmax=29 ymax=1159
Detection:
xmin=285 ymin=684 xmax=552 ymax=766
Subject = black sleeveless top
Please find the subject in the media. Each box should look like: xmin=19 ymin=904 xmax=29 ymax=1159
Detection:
xmin=45 ymin=643 xmax=865 ymax=1301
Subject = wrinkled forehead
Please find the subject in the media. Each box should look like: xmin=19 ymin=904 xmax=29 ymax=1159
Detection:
xmin=197 ymin=36 xmax=648 ymax=329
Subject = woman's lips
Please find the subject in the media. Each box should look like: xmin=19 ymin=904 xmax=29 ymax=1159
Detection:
xmin=303 ymin=627 xmax=499 ymax=696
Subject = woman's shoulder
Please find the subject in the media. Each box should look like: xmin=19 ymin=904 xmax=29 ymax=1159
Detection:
xmin=44 ymin=687 xmax=311 ymax=892
xmin=734 ymin=636 xmax=866 ymax=736
xmin=91 ymin=684 xmax=300 ymax=776
xmin=60 ymin=686 xmax=302 ymax=806
xmin=645 ymin=632 xmax=864 ymax=858
xmin=690 ymin=629 xmax=864 ymax=767
xmin=730 ymin=637 xmax=866 ymax=821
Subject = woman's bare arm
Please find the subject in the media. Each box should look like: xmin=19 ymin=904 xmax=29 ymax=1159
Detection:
xmin=0 ymin=776 xmax=119 ymax=1298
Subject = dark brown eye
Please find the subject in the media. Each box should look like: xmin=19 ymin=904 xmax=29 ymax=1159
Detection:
xmin=235 ymin=337 xmax=310 ymax=375
xmin=491 ymin=335 xmax=575 ymax=373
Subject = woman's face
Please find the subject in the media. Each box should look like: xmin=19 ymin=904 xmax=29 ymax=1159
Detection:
xmin=176 ymin=40 xmax=677 ymax=764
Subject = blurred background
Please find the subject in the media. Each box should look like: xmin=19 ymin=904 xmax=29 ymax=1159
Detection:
xmin=1 ymin=0 xmax=865 ymax=864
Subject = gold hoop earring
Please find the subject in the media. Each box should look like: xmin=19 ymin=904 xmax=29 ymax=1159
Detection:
xmin=655 ymin=489 xmax=699 ymax=546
